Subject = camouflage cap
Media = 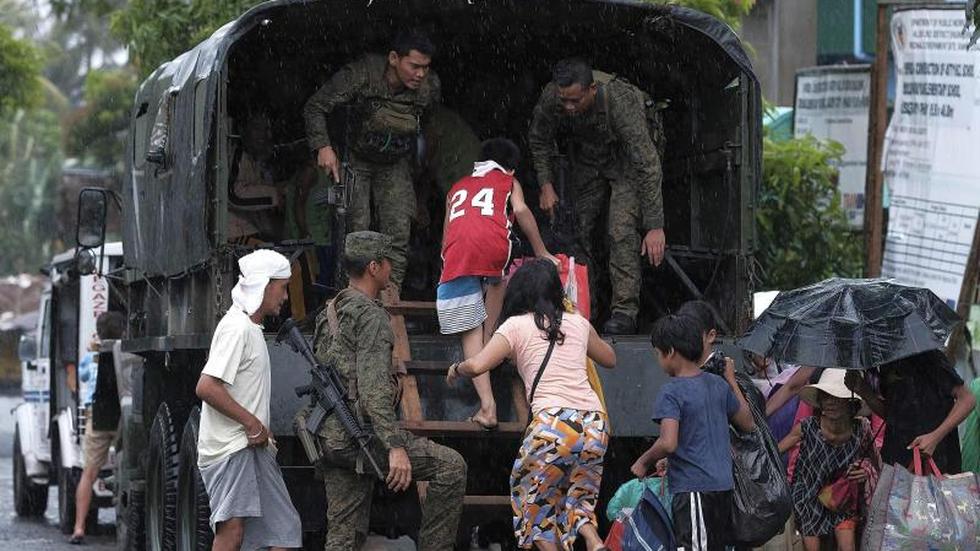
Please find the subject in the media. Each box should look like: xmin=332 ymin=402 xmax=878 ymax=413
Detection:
xmin=344 ymin=231 xmax=394 ymax=263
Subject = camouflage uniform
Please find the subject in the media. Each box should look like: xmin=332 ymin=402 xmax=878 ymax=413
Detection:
xmin=424 ymin=105 xmax=481 ymax=196
xmin=528 ymin=71 xmax=664 ymax=321
xmin=303 ymin=55 xmax=442 ymax=291
xmin=312 ymin=231 xmax=466 ymax=551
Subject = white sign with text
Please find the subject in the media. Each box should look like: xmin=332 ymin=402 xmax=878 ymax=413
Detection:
xmin=794 ymin=65 xmax=872 ymax=228
xmin=881 ymin=9 xmax=980 ymax=309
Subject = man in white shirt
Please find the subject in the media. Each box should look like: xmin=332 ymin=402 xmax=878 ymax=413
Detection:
xmin=195 ymin=249 xmax=302 ymax=551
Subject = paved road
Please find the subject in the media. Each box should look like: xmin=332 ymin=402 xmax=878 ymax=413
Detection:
xmin=1 ymin=393 xmax=115 ymax=549
xmin=0 ymin=457 xmax=116 ymax=550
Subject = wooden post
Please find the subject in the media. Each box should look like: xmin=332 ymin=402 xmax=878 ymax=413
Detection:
xmin=864 ymin=2 xmax=890 ymax=278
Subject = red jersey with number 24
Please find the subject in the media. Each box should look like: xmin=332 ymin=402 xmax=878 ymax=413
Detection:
xmin=440 ymin=169 xmax=514 ymax=283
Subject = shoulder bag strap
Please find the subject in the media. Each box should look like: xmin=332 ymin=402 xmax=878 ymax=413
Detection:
xmin=527 ymin=339 xmax=558 ymax=406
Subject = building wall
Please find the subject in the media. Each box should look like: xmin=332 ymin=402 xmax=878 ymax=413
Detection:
xmin=742 ymin=0 xmax=819 ymax=105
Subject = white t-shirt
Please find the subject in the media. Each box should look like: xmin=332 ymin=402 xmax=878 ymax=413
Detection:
xmin=197 ymin=308 xmax=272 ymax=467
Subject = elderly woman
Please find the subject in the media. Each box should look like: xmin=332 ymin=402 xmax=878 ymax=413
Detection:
xmin=447 ymin=259 xmax=616 ymax=551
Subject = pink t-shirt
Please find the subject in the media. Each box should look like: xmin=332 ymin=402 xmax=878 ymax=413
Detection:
xmin=495 ymin=312 xmax=604 ymax=414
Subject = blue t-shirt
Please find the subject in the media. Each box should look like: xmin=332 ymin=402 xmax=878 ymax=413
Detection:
xmin=78 ymin=351 xmax=98 ymax=407
xmin=653 ymin=372 xmax=739 ymax=493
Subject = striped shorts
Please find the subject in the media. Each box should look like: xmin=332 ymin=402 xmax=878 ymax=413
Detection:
xmin=510 ymin=407 xmax=608 ymax=550
xmin=672 ymin=490 xmax=732 ymax=551
xmin=436 ymin=276 xmax=491 ymax=335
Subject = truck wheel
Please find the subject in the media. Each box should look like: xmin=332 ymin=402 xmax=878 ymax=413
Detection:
xmin=145 ymin=403 xmax=180 ymax=551
xmin=13 ymin=425 xmax=48 ymax=516
xmin=57 ymin=465 xmax=79 ymax=534
xmin=118 ymin=485 xmax=146 ymax=551
xmin=177 ymin=407 xmax=212 ymax=551
xmin=117 ymin=413 xmax=146 ymax=551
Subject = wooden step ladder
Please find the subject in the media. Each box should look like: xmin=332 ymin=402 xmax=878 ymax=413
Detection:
xmin=386 ymin=301 xmax=530 ymax=434
xmin=386 ymin=300 xmax=523 ymax=512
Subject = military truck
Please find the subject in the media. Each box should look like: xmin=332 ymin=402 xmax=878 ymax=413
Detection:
xmin=75 ymin=1 xmax=761 ymax=549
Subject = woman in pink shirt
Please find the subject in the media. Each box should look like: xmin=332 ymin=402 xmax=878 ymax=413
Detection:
xmin=447 ymin=259 xmax=616 ymax=551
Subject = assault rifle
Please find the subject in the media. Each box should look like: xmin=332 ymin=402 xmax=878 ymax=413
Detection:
xmin=276 ymin=318 xmax=384 ymax=479
xmin=549 ymin=151 xmax=578 ymax=252
xmin=326 ymin=158 xmax=355 ymax=292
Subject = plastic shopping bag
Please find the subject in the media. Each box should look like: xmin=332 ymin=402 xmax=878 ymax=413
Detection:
xmin=862 ymin=449 xmax=980 ymax=550
xmin=703 ymin=362 xmax=792 ymax=546
xmin=508 ymin=254 xmax=590 ymax=319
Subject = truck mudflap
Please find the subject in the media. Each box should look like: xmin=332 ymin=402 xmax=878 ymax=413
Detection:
xmin=14 ymin=402 xmax=51 ymax=482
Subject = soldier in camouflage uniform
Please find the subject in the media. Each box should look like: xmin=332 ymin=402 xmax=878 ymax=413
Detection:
xmin=312 ymin=231 xmax=466 ymax=551
xmin=303 ymin=30 xmax=441 ymax=295
xmin=529 ymin=58 xmax=666 ymax=334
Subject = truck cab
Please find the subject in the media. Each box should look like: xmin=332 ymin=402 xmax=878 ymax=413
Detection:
xmin=12 ymin=241 xmax=125 ymax=534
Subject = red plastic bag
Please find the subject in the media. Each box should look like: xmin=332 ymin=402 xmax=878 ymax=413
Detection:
xmin=508 ymin=254 xmax=590 ymax=319
xmin=604 ymin=519 xmax=625 ymax=551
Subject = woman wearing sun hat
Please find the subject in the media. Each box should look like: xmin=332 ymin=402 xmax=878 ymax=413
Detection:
xmin=778 ymin=369 xmax=881 ymax=551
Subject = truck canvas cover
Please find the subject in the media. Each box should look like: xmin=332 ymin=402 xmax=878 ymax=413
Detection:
xmin=123 ymin=0 xmax=759 ymax=283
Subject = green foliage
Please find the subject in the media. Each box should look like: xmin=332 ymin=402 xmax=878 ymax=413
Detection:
xmin=64 ymin=68 xmax=138 ymax=167
xmin=651 ymin=0 xmax=756 ymax=29
xmin=757 ymin=135 xmax=863 ymax=290
xmin=0 ymin=108 xmax=63 ymax=274
xmin=0 ymin=23 xmax=42 ymax=115
xmin=110 ymin=0 xmax=256 ymax=76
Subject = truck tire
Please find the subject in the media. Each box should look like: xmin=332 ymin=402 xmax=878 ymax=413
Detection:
xmin=57 ymin=466 xmax=99 ymax=535
xmin=118 ymin=485 xmax=146 ymax=551
xmin=117 ymin=407 xmax=147 ymax=551
xmin=57 ymin=465 xmax=79 ymax=534
xmin=145 ymin=403 xmax=180 ymax=551
xmin=13 ymin=425 xmax=48 ymax=516
xmin=177 ymin=407 xmax=212 ymax=551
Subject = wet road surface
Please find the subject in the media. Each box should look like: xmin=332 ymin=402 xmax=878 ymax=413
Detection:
xmin=0 ymin=456 xmax=116 ymax=550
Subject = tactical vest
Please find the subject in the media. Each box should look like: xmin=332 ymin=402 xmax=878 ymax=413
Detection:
xmin=351 ymin=95 xmax=424 ymax=164
xmin=562 ymin=72 xmax=666 ymax=162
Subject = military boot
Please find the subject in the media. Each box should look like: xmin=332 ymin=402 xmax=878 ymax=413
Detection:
xmin=603 ymin=312 xmax=636 ymax=335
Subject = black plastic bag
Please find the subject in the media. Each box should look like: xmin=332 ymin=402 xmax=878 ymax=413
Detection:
xmin=704 ymin=355 xmax=792 ymax=547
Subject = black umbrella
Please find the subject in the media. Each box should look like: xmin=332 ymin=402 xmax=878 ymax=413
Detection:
xmin=737 ymin=278 xmax=961 ymax=370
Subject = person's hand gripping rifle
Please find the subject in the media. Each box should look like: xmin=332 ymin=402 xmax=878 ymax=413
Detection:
xmin=277 ymin=319 xmax=385 ymax=479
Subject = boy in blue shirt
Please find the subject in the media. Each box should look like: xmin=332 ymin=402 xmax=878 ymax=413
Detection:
xmin=631 ymin=314 xmax=754 ymax=551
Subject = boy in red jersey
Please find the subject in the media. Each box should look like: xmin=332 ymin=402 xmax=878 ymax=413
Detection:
xmin=438 ymin=138 xmax=556 ymax=429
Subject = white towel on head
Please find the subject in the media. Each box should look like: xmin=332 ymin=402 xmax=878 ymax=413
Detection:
xmin=471 ymin=160 xmax=512 ymax=178
xmin=231 ymin=249 xmax=292 ymax=315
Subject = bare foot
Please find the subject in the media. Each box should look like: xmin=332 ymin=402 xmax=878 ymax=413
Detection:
xmin=469 ymin=408 xmax=498 ymax=430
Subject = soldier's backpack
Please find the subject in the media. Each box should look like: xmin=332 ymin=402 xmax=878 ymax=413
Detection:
xmin=595 ymin=71 xmax=668 ymax=159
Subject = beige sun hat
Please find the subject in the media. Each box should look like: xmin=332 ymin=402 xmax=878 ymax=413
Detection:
xmin=799 ymin=369 xmax=871 ymax=417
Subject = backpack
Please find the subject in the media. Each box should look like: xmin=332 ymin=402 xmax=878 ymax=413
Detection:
xmin=594 ymin=72 xmax=667 ymax=159
xmin=613 ymin=488 xmax=676 ymax=551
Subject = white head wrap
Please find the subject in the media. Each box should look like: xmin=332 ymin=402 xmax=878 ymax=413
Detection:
xmin=231 ymin=249 xmax=292 ymax=315
xmin=472 ymin=160 xmax=512 ymax=177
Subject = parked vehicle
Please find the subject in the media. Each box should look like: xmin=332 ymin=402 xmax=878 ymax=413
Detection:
xmin=12 ymin=242 xmax=124 ymax=535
